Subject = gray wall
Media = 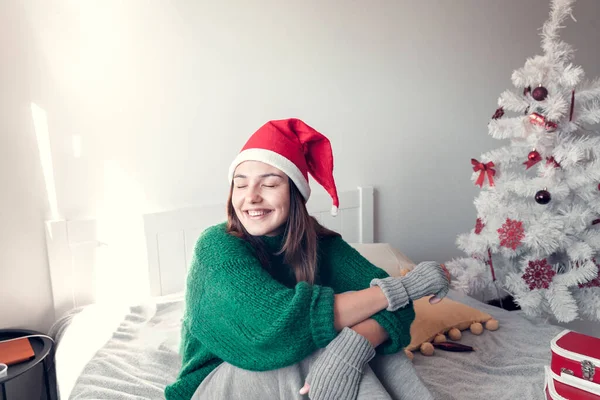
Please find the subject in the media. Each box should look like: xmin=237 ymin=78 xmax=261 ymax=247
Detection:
xmin=2 ymin=0 xmax=600 ymax=333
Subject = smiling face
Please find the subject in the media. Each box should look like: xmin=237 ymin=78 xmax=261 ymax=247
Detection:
xmin=231 ymin=161 xmax=291 ymax=237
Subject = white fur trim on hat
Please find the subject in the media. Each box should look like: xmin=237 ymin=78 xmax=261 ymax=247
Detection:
xmin=228 ymin=148 xmax=311 ymax=201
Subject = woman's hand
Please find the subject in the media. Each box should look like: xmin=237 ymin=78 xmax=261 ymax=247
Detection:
xmin=299 ymin=328 xmax=375 ymax=400
xmin=429 ymin=263 xmax=451 ymax=304
xmin=370 ymin=261 xmax=451 ymax=311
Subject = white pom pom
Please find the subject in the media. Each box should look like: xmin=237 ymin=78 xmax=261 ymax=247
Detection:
xmin=331 ymin=205 xmax=338 ymax=216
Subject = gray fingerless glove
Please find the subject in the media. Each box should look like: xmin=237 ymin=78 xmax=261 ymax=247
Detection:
xmin=370 ymin=261 xmax=450 ymax=311
xmin=304 ymin=327 xmax=375 ymax=400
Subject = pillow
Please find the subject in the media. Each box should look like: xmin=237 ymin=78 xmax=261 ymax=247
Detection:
xmin=349 ymin=243 xmax=498 ymax=356
xmin=406 ymin=296 xmax=494 ymax=352
xmin=348 ymin=243 xmax=416 ymax=277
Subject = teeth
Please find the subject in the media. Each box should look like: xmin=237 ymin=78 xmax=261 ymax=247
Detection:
xmin=248 ymin=210 xmax=270 ymax=217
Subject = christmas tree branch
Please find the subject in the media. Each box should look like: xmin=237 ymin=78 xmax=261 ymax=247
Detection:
xmin=488 ymin=118 xmax=527 ymax=140
xmin=577 ymin=100 xmax=600 ymax=125
xmin=542 ymin=0 xmax=576 ymax=63
xmin=559 ymin=64 xmax=584 ymax=87
xmin=544 ymin=93 xmax=570 ymax=121
xmin=498 ymin=90 xmax=529 ymax=113
xmin=545 ymin=284 xmax=578 ymax=322
xmin=575 ymin=78 xmax=600 ymax=104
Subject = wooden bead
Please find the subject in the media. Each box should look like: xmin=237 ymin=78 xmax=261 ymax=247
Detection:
xmin=470 ymin=322 xmax=484 ymax=335
xmin=420 ymin=342 xmax=434 ymax=356
xmin=434 ymin=334 xmax=446 ymax=343
xmin=485 ymin=319 xmax=499 ymax=331
xmin=448 ymin=328 xmax=462 ymax=341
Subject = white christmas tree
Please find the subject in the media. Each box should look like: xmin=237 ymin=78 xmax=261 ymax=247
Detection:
xmin=446 ymin=0 xmax=600 ymax=323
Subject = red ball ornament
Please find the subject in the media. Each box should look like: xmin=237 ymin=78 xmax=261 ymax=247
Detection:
xmin=528 ymin=150 xmax=540 ymax=160
xmin=535 ymin=189 xmax=551 ymax=205
xmin=597 ymin=183 xmax=600 ymax=191
xmin=524 ymin=149 xmax=541 ymax=169
xmin=532 ymin=86 xmax=548 ymax=101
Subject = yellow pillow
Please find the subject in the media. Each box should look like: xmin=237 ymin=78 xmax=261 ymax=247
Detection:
xmin=406 ymin=296 xmax=494 ymax=352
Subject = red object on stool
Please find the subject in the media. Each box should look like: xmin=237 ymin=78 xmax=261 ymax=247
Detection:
xmin=545 ymin=330 xmax=600 ymax=399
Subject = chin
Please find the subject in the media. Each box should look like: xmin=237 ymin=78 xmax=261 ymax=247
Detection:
xmin=244 ymin=225 xmax=280 ymax=237
xmin=244 ymin=227 xmax=268 ymax=236
xmin=241 ymin=218 xmax=285 ymax=237
xmin=235 ymin=209 xmax=286 ymax=237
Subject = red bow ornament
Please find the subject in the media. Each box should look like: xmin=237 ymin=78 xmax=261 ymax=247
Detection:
xmin=471 ymin=159 xmax=496 ymax=188
xmin=546 ymin=156 xmax=561 ymax=168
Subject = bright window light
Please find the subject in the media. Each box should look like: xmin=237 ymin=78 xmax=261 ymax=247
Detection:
xmin=31 ymin=102 xmax=59 ymax=221
xmin=95 ymin=160 xmax=150 ymax=304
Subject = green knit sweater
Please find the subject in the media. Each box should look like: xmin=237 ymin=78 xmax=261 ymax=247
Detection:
xmin=164 ymin=223 xmax=415 ymax=400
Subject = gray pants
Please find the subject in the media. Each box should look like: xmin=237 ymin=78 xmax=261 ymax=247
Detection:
xmin=193 ymin=350 xmax=433 ymax=400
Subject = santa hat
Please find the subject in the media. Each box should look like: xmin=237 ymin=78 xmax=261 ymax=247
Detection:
xmin=228 ymin=118 xmax=340 ymax=216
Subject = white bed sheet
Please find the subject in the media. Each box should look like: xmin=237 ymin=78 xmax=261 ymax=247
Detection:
xmin=52 ymin=289 xmax=563 ymax=400
xmin=53 ymin=293 xmax=184 ymax=399
xmin=54 ymin=302 xmax=130 ymax=400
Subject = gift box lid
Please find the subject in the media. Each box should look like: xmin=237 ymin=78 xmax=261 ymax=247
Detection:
xmin=551 ymin=330 xmax=600 ymax=366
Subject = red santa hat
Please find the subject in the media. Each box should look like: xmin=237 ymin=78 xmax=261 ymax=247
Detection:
xmin=228 ymin=118 xmax=340 ymax=216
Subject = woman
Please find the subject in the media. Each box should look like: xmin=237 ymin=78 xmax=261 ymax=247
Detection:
xmin=165 ymin=118 xmax=449 ymax=400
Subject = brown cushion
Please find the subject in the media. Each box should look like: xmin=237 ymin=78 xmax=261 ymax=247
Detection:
xmin=406 ymin=295 xmax=493 ymax=351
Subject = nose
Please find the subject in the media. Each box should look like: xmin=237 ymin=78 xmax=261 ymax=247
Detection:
xmin=245 ymin=185 xmax=262 ymax=203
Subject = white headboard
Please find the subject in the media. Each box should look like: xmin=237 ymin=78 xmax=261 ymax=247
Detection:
xmin=45 ymin=186 xmax=374 ymax=320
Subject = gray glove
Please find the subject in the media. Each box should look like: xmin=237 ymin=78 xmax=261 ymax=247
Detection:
xmin=302 ymin=327 xmax=375 ymax=400
xmin=370 ymin=261 xmax=450 ymax=311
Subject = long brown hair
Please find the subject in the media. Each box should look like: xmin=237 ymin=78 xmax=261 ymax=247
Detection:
xmin=226 ymin=180 xmax=339 ymax=284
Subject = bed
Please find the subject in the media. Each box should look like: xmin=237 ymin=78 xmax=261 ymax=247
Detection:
xmin=45 ymin=187 xmax=563 ymax=400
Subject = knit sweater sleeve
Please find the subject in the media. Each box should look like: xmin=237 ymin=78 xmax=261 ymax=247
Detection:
xmin=320 ymin=236 xmax=415 ymax=355
xmin=184 ymin=224 xmax=338 ymax=371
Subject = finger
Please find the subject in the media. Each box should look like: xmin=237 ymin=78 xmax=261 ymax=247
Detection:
xmin=299 ymin=383 xmax=310 ymax=395
xmin=429 ymin=295 xmax=442 ymax=304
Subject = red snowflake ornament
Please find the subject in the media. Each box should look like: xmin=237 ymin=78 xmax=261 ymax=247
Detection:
xmin=475 ymin=218 xmax=485 ymax=234
xmin=522 ymin=259 xmax=556 ymax=290
xmin=579 ymin=259 xmax=600 ymax=289
xmin=498 ymin=218 xmax=525 ymax=250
